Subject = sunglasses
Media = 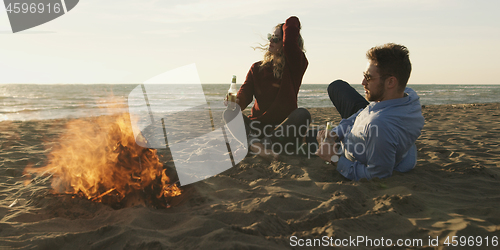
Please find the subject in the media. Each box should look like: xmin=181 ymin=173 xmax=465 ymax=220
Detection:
xmin=267 ymin=33 xmax=282 ymax=43
xmin=363 ymin=72 xmax=390 ymax=82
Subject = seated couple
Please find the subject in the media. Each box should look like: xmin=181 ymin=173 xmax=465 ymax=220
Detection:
xmin=225 ymin=16 xmax=424 ymax=181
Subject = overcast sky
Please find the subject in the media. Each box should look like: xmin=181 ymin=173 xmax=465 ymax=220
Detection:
xmin=1 ymin=0 xmax=499 ymax=84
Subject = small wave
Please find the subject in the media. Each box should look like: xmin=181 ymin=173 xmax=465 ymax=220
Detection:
xmin=299 ymin=89 xmax=313 ymax=93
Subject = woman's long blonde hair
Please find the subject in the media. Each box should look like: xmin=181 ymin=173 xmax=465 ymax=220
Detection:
xmin=256 ymin=23 xmax=305 ymax=79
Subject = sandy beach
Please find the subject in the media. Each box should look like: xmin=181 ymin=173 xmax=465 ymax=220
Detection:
xmin=1 ymin=103 xmax=499 ymax=249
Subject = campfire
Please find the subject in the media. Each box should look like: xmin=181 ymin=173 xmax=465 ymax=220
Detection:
xmin=25 ymin=111 xmax=181 ymax=208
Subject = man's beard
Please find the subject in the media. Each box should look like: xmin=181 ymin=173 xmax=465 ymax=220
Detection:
xmin=365 ymin=82 xmax=385 ymax=102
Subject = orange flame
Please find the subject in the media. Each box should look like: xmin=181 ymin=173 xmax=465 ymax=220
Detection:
xmin=26 ymin=111 xmax=181 ymax=206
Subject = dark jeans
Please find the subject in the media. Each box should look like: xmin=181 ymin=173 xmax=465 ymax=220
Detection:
xmin=224 ymin=107 xmax=311 ymax=151
xmin=307 ymin=80 xmax=369 ymax=152
xmin=244 ymin=107 xmax=311 ymax=146
xmin=328 ymin=80 xmax=369 ymax=118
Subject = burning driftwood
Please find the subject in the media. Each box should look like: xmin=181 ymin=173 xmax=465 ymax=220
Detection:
xmin=25 ymin=112 xmax=181 ymax=208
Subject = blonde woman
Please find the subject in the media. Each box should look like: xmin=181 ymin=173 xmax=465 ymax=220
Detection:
xmin=230 ymin=16 xmax=310 ymax=158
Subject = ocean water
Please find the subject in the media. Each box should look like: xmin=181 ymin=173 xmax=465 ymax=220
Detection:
xmin=1 ymin=84 xmax=499 ymax=122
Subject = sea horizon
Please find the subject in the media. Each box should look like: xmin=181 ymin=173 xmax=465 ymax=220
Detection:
xmin=1 ymin=84 xmax=500 ymax=122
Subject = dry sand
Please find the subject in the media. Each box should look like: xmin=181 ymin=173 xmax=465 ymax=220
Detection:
xmin=1 ymin=103 xmax=499 ymax=249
